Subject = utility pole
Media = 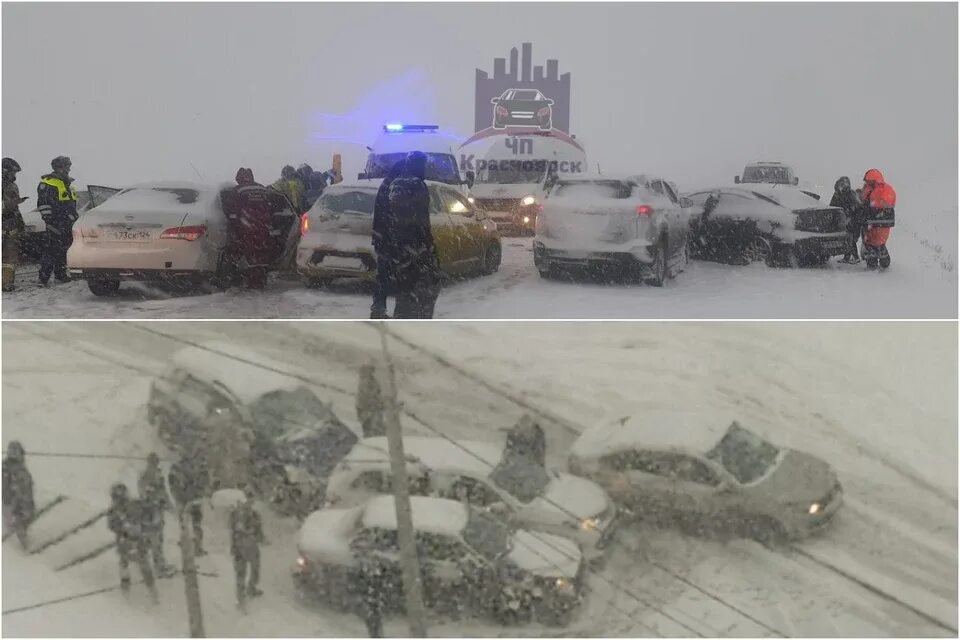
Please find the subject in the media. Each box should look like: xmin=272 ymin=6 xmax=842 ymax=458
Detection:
xmin=179 ymin=502 xmax=206 ymax=638
xmin=377 ymin=326 xmax=429 ymax=637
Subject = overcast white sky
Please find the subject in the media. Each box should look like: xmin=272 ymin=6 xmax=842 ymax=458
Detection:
xmin=3 ymin=2 xmax=956 ymax=206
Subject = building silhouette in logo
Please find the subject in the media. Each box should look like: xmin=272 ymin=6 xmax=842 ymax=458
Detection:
xmin=474 ymin=42 xmax=571 ymax=134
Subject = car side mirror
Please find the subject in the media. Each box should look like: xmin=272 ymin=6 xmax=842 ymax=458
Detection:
xmin=546 ymin=99 xmax=555 ymax=105
xmin=734 ymin=176 xmax=741 ymax=184
xmin=465 ymin=170 xmax=475 ymax=189
xmin=357 ymin=172 xmax=369 ymax=180
xmin=490 ymin=98 xmax=500 ymax=105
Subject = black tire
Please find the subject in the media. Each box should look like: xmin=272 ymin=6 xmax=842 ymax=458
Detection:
xmin=212 ymin=252 xmax=240 ymax=290
xmin=768 ymin=244 xmax=799 ymax=269
xmin=88 ymin=279 xmax=120 ymax=296
xmin=748 ymin=517 xmax=789 ymax=548
xmin=643 ymin=238 xmax=668 ymax=287
xmin=481 ymin=243 xmax=502 ymax=275
xmin=537 ymin=268 xmax=552 ymax=280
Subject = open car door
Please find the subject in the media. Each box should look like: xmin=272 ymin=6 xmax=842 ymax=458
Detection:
xmin=268 ymin=190 xmax=300 ymax=270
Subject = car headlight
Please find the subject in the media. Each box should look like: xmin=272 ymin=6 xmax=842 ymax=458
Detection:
xmin=555 ymin=578 xmax=574 ymax=593
xmin=808 ymin=502 xmax=822 ymax=515
xmin=580 ymin=517 xmax=600 ymax=531
xmin=521 ymin=195 xmax=537 ymax=206
xmin=522 ymin=215 xmax=531 ymax=224
xmin=467 ymin=196 xmax=475 ymax=204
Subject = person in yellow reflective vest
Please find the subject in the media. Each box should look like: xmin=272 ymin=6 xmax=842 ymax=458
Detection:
xmin=2 ymin=158 xmax=27 ymax=292
xmin=36 ymin=156 xmax=79 ymax=285
xmin=270 ymin=165 xmax=304 ymax=213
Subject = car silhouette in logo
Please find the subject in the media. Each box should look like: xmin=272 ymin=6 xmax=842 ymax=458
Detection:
xmin=491 ymin=89 xmax=554 ymax=130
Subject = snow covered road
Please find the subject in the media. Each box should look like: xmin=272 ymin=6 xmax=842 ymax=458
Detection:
xmin=2 ymin=322 xmax=956 ymax=637
xmin=3 ymin=206 xmax=955 ymax=319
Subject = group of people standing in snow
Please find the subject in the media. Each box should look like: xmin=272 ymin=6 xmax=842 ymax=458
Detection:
xmin=832 ymin=168 xmax=897 ymax=269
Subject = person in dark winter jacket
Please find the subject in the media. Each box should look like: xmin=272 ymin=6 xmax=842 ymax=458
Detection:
xmin=348 ymin=551 xmax=392 ymax=637
xmin=230 ymin=485 xmax=265 ymax=607
xmin=3 ymin=158 xmax=27 ymax=292
xmin=831 ymin=176 xmax=863 ymax=264
xmin=370 ymin=159 xmax=406 ymax=319
xmin=2 ymin=441 xmax=35 ymax=549
xmin=168 ymin=454 xmax=209 ymax=555
xmin=223 ymin=168 xmax=279 ymax=289
xmin=36 ymin=156 xmax=79 ymax=285
xmin=138 ymin=453 xmax=175 ymax=577
xmin=107 ymin=483 xmax=158 ymax=600
xmin=385 ymin=151 xmax=440 ymax=319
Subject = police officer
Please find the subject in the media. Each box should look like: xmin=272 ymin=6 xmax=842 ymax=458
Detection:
xmin=2 ymin=441 xmax=35 ymax=549
xmin=230 ymin=485 xmax=264 ymax=608
xmin=107 ymin=483 xmax=158 ymax=601
xmin=2 ymin=158 xmax=27 ymax=292
xmin=356 ymin=364 xmax=385 ymax=438
xmin=138 ymin=453 xmax=175 ymax=577
xmin=36 ymin=156 xmax=79 ymax=285
xmin=168 ymin=453 xmax=209 ymax=556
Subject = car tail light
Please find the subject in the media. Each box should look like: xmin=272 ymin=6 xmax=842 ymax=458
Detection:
xmin=537 ymin=107 xmax=550 ymax=117
xmin=496 ymin=106 xmax=508 ymax=116
xmin=636 ymin=205 xmax=654 ymax=216
xmin=160 ymin=225 xmax=206 ymax=241
xmin=300 ymin=214 xmax=310 ymax=236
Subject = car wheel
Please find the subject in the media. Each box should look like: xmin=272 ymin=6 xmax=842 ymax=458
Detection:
xmin=748 ymin=516 xmax=789 ymax=548
xmin=87 ymin=279 xmax=120 ymax=297
xmin=769 ymin=244 xmax=800 ymax=268
xmin=213 ymin=252 xmax=241 ymax=289
xmin=643 ymin=238 xmax=668 ymax=287
xmin=481 ymin=243 xmax=502 ymax=275
xmin=744 ymin=236 xmax=773 ymax=264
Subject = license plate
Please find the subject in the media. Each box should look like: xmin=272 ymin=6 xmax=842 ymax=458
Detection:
xmin=111 ymin=229 xmax=152 ymax=242
xmin=323 ymin=256 xmax=364 ymax=270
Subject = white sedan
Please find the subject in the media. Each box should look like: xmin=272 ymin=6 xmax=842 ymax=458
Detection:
xmin=293 ymin=495 xmax=585 ymax=626
xmin=68 ymin=181 xmax=300 ymax=296
xmin=568 ymin=411 xmax=843 ymax=543
xmin=324 ymin=436 xmax=619 ymax=560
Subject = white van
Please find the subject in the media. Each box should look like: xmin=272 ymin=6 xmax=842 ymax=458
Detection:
xmin=358 ymin=124 xmax=473 ymax=196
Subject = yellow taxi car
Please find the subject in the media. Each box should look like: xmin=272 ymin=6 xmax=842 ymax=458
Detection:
xmin=296 ymin=180 xmax=501 ymax=287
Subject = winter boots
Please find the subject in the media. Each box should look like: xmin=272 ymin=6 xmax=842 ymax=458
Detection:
xmin=862 ymin=244 xmax=890 ymax=270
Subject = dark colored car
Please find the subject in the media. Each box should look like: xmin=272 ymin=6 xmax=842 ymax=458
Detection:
xmin=492 ymin=89 xmax=554 ymax=130
xmin=686 ymin=186 xmax=853 ymax=268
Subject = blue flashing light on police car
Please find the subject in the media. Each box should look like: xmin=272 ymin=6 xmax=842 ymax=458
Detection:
xmin=383 ymin=123 xmax=440 ymax=133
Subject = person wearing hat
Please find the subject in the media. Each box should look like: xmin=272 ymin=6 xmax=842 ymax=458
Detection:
xmin=2 ymin=158 xmax=27 ymax=291
xmin=229 ymin=484 xmax=265 ymax=608
xmin=2 ymin=441 xmax=35 ymax=549
xmin=107 ymin=482 xmax=159 ymax=601
xmin=138 ymin=453 xmax=176 ymax=577
xmin=36 ymin=156 xmax=79 ymax=285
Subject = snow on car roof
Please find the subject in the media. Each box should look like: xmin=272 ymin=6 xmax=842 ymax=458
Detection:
xmin=362 ymin=495 xmax=468 ymax=535
xmin=95 ymin=182 xmax=221 ymax=212
xmin=326 ymin=181 xmax=381 ymax=192
xmin=558 ymin=173 xmax=648 ymax=184
xmin=168 ymin=342 xmax=311 ymax=404
xmin=570 ymin=410 xmax=740 ymax=460
xmin=344 ymin=436 xmax=502 ymax=477
xmin=690 ymin=185 xmax=830 ymax=211
xmin=299 ymin=505 xmax=364 ymax=560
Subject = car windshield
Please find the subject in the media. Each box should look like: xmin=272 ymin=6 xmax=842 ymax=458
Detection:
xmin=742 ymin=166 xmax=790 ymax=185
xmin=512 ymin=90 xmax=540 ymax=100
xmin=705 ymin=423 xmax=781 ymax=484
xmin=316 ymin=189 xmax=376 ymax=216
xmin=366 ymin=153 xmax=461 ymax=185
xmin=477 ymin=164 xmax=546 ymax=185
xmin=248 ymin=387 xmax=339 ymax=439
xmin=462 ymin=507 xmax=511 ymax=561
xmin=489 ymin=455 xmax=551 ymax=503
xmin=554 ymin=181 xmax=631 ymax=199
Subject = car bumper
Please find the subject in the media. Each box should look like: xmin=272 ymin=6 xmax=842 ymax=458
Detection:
xmin=788 ymin=233 xmax=854 ymax=258
xmin=534 ymin=241 xmax=656 ymax=270
xmin=297 ymin=247 xmax=377 ymax=282
xmin=786 ymin=484 xmax=845 ymax=538
xmin=68 ymin=267 xmax=213 ymax=282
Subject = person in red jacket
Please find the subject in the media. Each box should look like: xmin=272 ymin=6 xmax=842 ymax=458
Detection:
xmin=223 ymin=168 xmax=278 ymax=289
xmin=860 ymin=168 xmax=896 ymax=269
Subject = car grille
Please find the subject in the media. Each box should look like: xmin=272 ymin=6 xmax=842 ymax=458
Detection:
xmin=475 ymin=198 xmax=520 ymax=212
xmin=794 ymin=209 xmax=844 ymax=233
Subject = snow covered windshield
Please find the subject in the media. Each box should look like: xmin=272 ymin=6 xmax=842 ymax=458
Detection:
xmin=490 ymin=456 xmax=551 ymax=502
xmin=477 ymin=164 xmax=546 ymax=185
xmin=554 ymin=181 xmax=631 ymax=199
xmin=742 ymin=166 xmax=790 ymax=185
xmin=705 ymin=424 xmax=780 ymax=484
xmin=249 ymin=388 xmax=339 ymax=439
xmin=462 ymin=508 xmax=511 ymax=561
xmin=317 ymin=190 xmax=376 ymax=216
xmin=367 ymin=153 xmax=460 ymax=184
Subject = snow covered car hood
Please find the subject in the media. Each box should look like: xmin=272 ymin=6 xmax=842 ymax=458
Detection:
xmin=533 ymin=472 xmax=609 ymax=520
xmin=748 ymin=450 xmax=838 ymax=504
xmin=298 ymin=506 xmax=363 ymax=565
xmin=470 ymin=183 xmax=542 ymax=200
xmin=508 ymin=530 xmax=582 ymax=578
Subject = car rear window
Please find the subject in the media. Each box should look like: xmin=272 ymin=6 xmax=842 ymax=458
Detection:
xmin=317 ymin=190 xmax=376 ymax=215
xmin=112 ymin=188 xmax=200 ymax=205
xmin=554 ymin=181 xmax=632 ymax=199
